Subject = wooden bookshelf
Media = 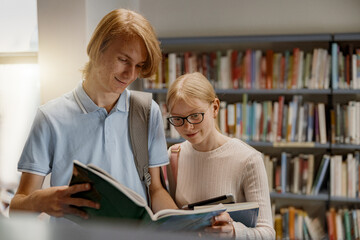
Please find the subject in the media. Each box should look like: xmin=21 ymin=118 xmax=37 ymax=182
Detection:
xmin=146 ymin=32 xmax=360 ymax=237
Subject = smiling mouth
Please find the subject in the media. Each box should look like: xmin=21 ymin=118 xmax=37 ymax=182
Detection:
xmin=115 ymin=77 xmax=127 ymax=85
xmin=186 ymin=132 xmax=198 ymax=137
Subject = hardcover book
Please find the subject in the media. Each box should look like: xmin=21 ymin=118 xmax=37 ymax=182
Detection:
xmin=67 ymin=160 xmax=226 ymax=231
xmin=194 ymin=202 xmax=259 ymax=228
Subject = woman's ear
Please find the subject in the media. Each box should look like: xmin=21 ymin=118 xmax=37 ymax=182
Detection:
xmin=212 ymin=98 xmax=220 ymax=118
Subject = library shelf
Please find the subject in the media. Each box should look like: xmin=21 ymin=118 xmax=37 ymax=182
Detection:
xmin=152 ymin=33 xmax=360 ymax=235
xmin=330 ymin=143 xmax=360 ymax=151
xmin=166 ymin=139 xmax=331 ymax=149
xmin=332 ymin=89 xmax=360 ymax=95
xmin=159 ymin=34 xmax=332 ymax=46
xmin=333 ymin=33 xmax=360 ymax=41
xmin=143 ymin=88 xmax=332 ymax=96
xmin=270 ymin=192 xmax=328 ymax=201
xmin=329 ymin=196 xmax=360 ymax=204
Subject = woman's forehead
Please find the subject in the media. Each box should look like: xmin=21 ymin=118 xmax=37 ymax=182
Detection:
xmin=170 ymin=98 xmax=209 ymax=115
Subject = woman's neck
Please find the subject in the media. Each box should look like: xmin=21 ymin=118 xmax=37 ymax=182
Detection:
xmin=192 ymin=130 xmax=230 ymax=152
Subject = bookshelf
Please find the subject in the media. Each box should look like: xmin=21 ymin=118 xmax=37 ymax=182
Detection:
xmin=143 ymin=33 xmax=360 ymax=237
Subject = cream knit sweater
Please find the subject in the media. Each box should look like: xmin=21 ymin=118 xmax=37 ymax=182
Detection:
xmin=169 ymin=138 xmax=275 ymax=239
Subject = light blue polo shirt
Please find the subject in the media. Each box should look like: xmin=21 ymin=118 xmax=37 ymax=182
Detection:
xmin=18 ymin=81 xmax=169 ymax=202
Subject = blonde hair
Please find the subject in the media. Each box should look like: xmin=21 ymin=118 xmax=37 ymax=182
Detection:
xmin=166 ymin=72 xmax=217 ymax=112
xmin=82 ymin=9 xmax=161 ymax=80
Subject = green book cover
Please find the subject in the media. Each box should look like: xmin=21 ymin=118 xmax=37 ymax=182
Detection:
xmin=344 ymin=209 xmax=352 ymax=240
xmin=66 ymin=160 xmax=225 ymax=231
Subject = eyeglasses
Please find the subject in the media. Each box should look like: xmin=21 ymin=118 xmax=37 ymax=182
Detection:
xmin=167 ymin=112 xmax=205 ymax=127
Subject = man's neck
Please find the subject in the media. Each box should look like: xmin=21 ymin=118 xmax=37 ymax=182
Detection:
xmin=82 ymin=80 xmax=120 ymax=113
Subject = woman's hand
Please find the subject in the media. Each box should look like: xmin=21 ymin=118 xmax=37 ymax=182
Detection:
xmin=33 ymin=183 xmax=100 ymax=219
xmin=204 ymin=211 xmax=235 ymax=238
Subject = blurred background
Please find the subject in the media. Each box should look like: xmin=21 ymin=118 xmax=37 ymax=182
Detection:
xmin=0 ymin=0 xmax=359 ymax=216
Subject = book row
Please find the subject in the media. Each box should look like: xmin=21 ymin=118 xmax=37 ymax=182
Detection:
xmin=326 ymin=207 xmax=360 ymax=240
xmin=330 ymin=152 xmax=360 ymax=198
xmin=274 ymin=206 xmax=325 ymax=240
xmin=333 ymin=101 xmax=360 ymax=145
xmin=332 ymin=43 xmax=360 ymax=90
xmin=159 ymin=95 xmax=329 ymax=144
xmin=264 ymin=152 xmax=360 ymax=198
xmin=144 ymin=47 xmax=332 ymax=91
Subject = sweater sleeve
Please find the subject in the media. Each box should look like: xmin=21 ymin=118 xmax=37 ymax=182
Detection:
xmin=233 ymin=152 xmax=275 ymax=239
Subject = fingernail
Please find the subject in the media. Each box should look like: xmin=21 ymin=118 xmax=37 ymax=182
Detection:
xmin=96 ymin=203 xmax=100 ymax=209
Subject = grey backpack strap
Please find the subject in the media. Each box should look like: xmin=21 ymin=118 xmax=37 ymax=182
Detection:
xmin=129 ymin=90 xmax=153 ymax=207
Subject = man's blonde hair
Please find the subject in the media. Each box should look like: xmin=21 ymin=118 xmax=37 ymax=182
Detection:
xmin=82 ymin=9 xmax=161 ymax=80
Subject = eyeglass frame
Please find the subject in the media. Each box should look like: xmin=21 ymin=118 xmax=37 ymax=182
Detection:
xmin=167 ymin=112 xmax=205 ymax=127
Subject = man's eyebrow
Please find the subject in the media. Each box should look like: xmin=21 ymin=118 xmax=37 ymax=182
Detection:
xmin=119 ymin=53 xmax=146 ymax=64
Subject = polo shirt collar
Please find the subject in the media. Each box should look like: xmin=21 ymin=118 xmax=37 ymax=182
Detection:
xmin=75 ymin=81 xmax=130 ymax=113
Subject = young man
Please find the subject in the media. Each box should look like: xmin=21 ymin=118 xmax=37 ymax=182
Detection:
xmin=10 ymin=9 xmax=177 ymax=220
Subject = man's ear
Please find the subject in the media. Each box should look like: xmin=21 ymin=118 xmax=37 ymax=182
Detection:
xmin=212 ymin=98 xmax=220 ymax=118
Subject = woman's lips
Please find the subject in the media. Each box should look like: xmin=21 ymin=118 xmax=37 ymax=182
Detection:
xmin=186 ymin=132 xmax=198 ymax=138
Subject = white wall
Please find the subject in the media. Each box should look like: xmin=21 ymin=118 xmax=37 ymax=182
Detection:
xmin=37 ymin=0 xmax=360 ymax=103
xmin=140 ymin=0 xmax=360 ymax=37
xmin=37 ymin=0 xmax=88 ymax=103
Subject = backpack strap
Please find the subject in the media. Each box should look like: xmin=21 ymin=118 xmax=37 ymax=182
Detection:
xmin=167 ymin=143 xmax=181 ymax=199
xmin=129 ymin=90 xmax=152 ymax=207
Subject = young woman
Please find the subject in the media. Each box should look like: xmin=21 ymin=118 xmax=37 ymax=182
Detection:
xmin=166 ymin=72 xmax=275 ymax=239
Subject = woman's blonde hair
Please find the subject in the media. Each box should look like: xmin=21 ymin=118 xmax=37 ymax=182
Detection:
xmin=82 ymin=9 xmax=161 ymax=80
xmin=166 ymin=72 xmax=217 ymax=112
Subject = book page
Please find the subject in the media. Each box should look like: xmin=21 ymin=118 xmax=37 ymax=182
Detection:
xmin=194 ymin=202 xmax=259 ymax=211
xmin=154 ymin=204 xmax=225 ymax=220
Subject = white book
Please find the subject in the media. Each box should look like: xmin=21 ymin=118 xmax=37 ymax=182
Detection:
xmin=317 ymin=49 xmax=327 ymax=90
xmin=332 ymin=155 xmax=343 ymax=197
xmin=254 ymin=102 xmax=262 ymax=141
xmin=292 ymin=157 xmax=300 ymax=194
xmin=297 ymin=51 xmax=304 ymax=89
xmin=352 ymin=54 xmax=358 ymax=89
xmin=306 ymin=154 xmax=314 ymax=195
xmin=324 ymin=54 xmax=331 ymax=89
xmin=168 ymin=53 xmax=177 ymax=87
xmin=220 ymin=101 xmax=227 ymax=135
xmin=342 ymin=161 xmax=348 ymax=197
xmin=220 ymin=54 xmax=231 ymax=89
xmin=263 ymin=155 xmax=273 ymax=191
xmin=348 ymin=101 xmax=356 ymax=144
xmin=304 ymin=215 xmax=326 ymax=240
xmin=157 ymin=59 xmax=163 ymax=89
xmin=255 ymin=50 xmax=262 ymax=89
xmin=336 ymin=210 xmax=345 ymax=240
xmin=266 ymin=101 xmax=273 ymax=142
xmin=310 ymin=48 xmax=319 ymax=89
xmin=318 ymin=103 xmax=327 ymax=144
xmin=296 ymin=212 xmax=304 ymax=239
xmin=272 ymin=102 xmax=279 ymax=143
xmin=235 ymin=102 xmax=242 ymax=139
xmin=347 ymin=153 xmax=356 ymax=198
xmin=356 ymin=102 xmax=360 ymax=145
xmin=227 ymin=103 xmax=235 ymax=137
xmin=297 ymin=105 xmax=304 ymax=142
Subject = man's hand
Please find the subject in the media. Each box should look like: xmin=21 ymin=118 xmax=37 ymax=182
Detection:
xmin=32 ymin=183 xmax=100 ymax=219
xmin=10 ymin=172 xmax=100 ymax=219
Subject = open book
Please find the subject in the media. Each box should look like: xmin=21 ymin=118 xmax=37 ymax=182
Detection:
xmin=66 ymin=160 xmax=225 ymax=231
xmin=194 ymin=202 xmax=259 ymax=228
